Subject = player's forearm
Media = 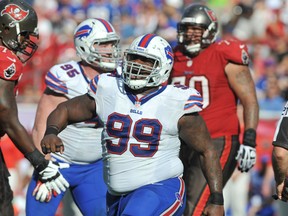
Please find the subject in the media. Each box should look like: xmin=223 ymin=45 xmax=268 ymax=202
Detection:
xmin=243 ymin=100 xmax=259 ymax=130
xmin=199 ymin=149 xmax=223 ymax=194
xmin=272 ymin=147 xmax=288 ymax=184
xmin=6 ymin=122 xmax=36 ymax=154
xmin=46 ymin=103 xmax=69 ymax=134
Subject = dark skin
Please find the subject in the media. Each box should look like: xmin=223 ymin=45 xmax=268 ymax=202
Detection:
xmin=0 ymin=78 xmax=36 ymax=154
xmin=41 ymin=88 xmax=224 ymax=216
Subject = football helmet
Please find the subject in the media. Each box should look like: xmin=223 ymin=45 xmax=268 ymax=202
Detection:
xmin=122 ymin=34 xmax=174 ymax=90
xmin=0 ymin=0 xmax=39 ymax=63
xmin=177 ymin=4 xmax=218 ymax=55
xmin=74 ymin=18 xmax=121 ymax=71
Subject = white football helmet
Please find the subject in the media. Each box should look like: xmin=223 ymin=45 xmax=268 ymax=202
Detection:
xmin=74 ymin=18 xmax=121 ymax=71
xmin=122 ymin=34 xmax=174 ymax=90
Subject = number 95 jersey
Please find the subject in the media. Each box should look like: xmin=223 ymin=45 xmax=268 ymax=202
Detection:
xmin=88 ymin=73 xmax=203 ymax=195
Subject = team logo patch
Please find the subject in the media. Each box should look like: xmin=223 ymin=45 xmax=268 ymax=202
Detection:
xmin=4 ymin=63 xmax=16 ymax=79
xmin=241 ymin=49 xmax=249 ymax=65
xmin=1 ymin=4 xmax=29 ymax=26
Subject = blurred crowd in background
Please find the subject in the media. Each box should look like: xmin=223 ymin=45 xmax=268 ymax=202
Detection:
xmin=2 ymin=0 xmax=288 ymax=215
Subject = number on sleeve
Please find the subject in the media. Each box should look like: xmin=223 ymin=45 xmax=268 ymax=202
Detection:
xmin=60 ymin=64 xmax=80 ymax=78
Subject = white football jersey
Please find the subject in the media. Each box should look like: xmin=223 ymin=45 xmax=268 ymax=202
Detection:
xmin=88 ymin=73 xmax=203 ymax=195
xmin=45 ymin=60 xmax=102 ymax=164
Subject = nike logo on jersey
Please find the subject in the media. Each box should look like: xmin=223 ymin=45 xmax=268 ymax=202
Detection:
xmin=184 ymin=71 xmax=193 ymax=75
xmin=239 ymin=44 xmax=245 ymax=49
xmin=7 ymin=57 xmax=16 ymax=63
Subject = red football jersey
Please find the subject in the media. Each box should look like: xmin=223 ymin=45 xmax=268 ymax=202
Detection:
xmin=171 ymin=40 xmax=250 ymax=138
xmin=0 ymin=45 xmax=23 ymax=81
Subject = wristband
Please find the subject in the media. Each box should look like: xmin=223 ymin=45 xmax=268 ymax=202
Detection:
xmin=44 ymin=125 xmax=60 ymax=136
xmin=25 ymin=149 xmax=49 ymax=172
xmin=243 ymin=128 xmax=256 ymax=147
xmin=208 ymin=192 xmax=224 ymax=205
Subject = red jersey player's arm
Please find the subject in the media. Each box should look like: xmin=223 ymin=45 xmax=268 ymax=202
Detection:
xmin=225 ymin=63 xmax=259 ymax=131
xmin=0 ymin=78 xmax=36 ymax=154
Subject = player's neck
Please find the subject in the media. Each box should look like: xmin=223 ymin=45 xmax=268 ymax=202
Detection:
xmin=80 ymin=62 xmax=102 ymax=80
xmin=129 ymin=86 xmax=161 ymax=97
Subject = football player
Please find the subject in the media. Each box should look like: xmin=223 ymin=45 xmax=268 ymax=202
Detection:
xmin=169 ymin=3 xmax=259 ymax=216
xmin=39 ymin=34 xmax=224 ymax=216
xmin=272 ymin=101 xmax=288 ymax=202
xmin=25 ymin=18 xmax=121 ymax=216
xmin=0 ymin=0 xmax=69 ymax=214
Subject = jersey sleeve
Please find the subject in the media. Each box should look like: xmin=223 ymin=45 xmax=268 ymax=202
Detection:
xmin=272 ymin=102 xmax=288 ymax=150
xmin=171 ymin=85 xmax=203 ymax=115
xmin=183 ymin=87 xmax=203 ymax=114
xmin=217 ymin=39 xmax=250 ymax=65
xmin=45 ymin=65 xmax=68 ymax=94
xmin=0 ymin=51 xmax=23 ymax=81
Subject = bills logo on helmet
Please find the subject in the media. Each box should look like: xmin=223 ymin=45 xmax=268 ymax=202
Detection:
xmin=74 ymin=25 xmax=92 ymax=40
xmin=1 ymin=4 xmax=29 ymax=24
xmin=4 ymin=63 xmax=16 ymax=79
xmin=165 ymin=45 xmax=174 ymax=64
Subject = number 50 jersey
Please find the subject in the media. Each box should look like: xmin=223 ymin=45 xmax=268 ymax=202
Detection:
xmin=88 ymin=73 xmax=203 ymax=195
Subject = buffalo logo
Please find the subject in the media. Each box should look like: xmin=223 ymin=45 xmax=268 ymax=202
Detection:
xmin=175 ymin=192 xmax=184 ymax=206
xmin=165 ymin=45 xmax=174 ymax=65
xmin=4 ymin=63 xmax=16 ymax=79
xmin=1 ymin=4 xmax=29 ymax=25
xmin=74 ymin=25 xmax=92 ymax=40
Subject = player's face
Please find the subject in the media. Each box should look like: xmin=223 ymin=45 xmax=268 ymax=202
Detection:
xmin=93 ymin=40 xmax=118 ymax=62
xmin=16 ymin=31 xmax=39 ymax=62
xmin=127 ymin=54 xmax=155 ymax=80
xmin=184 ymin=26 xmax=204 ymax=45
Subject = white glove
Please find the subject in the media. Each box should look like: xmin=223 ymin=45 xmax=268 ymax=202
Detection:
xmin=38 ymin=161 xmax=70 ymax=194
xmin=235 ymin=145 xmax=256 ymax=172
xmin=33 ymin=181 xmax=52 ymax=202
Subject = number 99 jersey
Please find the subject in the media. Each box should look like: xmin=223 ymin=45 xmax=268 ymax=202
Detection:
xmin=171 ymin=39 xmax=250 ymax=138
xmin=88 ymin=73 xmax=203 ymax=195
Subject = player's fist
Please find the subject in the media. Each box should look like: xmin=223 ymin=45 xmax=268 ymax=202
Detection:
xmin=41 ymin=134 xmax=64 ymax=154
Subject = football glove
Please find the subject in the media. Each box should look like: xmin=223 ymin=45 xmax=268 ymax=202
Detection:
xmin=33 ymin=181 xmax=52 ymax=202
xmin=236 ymin=144 xmax=256 ymax=172
xmin=38 ymin=161 xmax=70 ymax=194
xmin=236 ymin=128 xmax=257 ymax=172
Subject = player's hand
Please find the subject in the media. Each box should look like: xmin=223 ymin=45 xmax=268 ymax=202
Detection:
xmin=33 ymin=181 xmax=52 ymax=202
xmin=273 ymin=178 xmax=288 ymax=202
xmin=38 ymin=161 xmax=70 ymax=194
xmin=202 ymin=204 xmax=224 ymax=216
xmin=235 ymin=144 xmax=256 ymax=172
xmin=41 ymin=134 xmax=64 ymax=154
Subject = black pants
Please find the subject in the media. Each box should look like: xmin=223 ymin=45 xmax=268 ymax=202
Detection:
xmin=0 ymin=147 xmax=14 ymax=216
